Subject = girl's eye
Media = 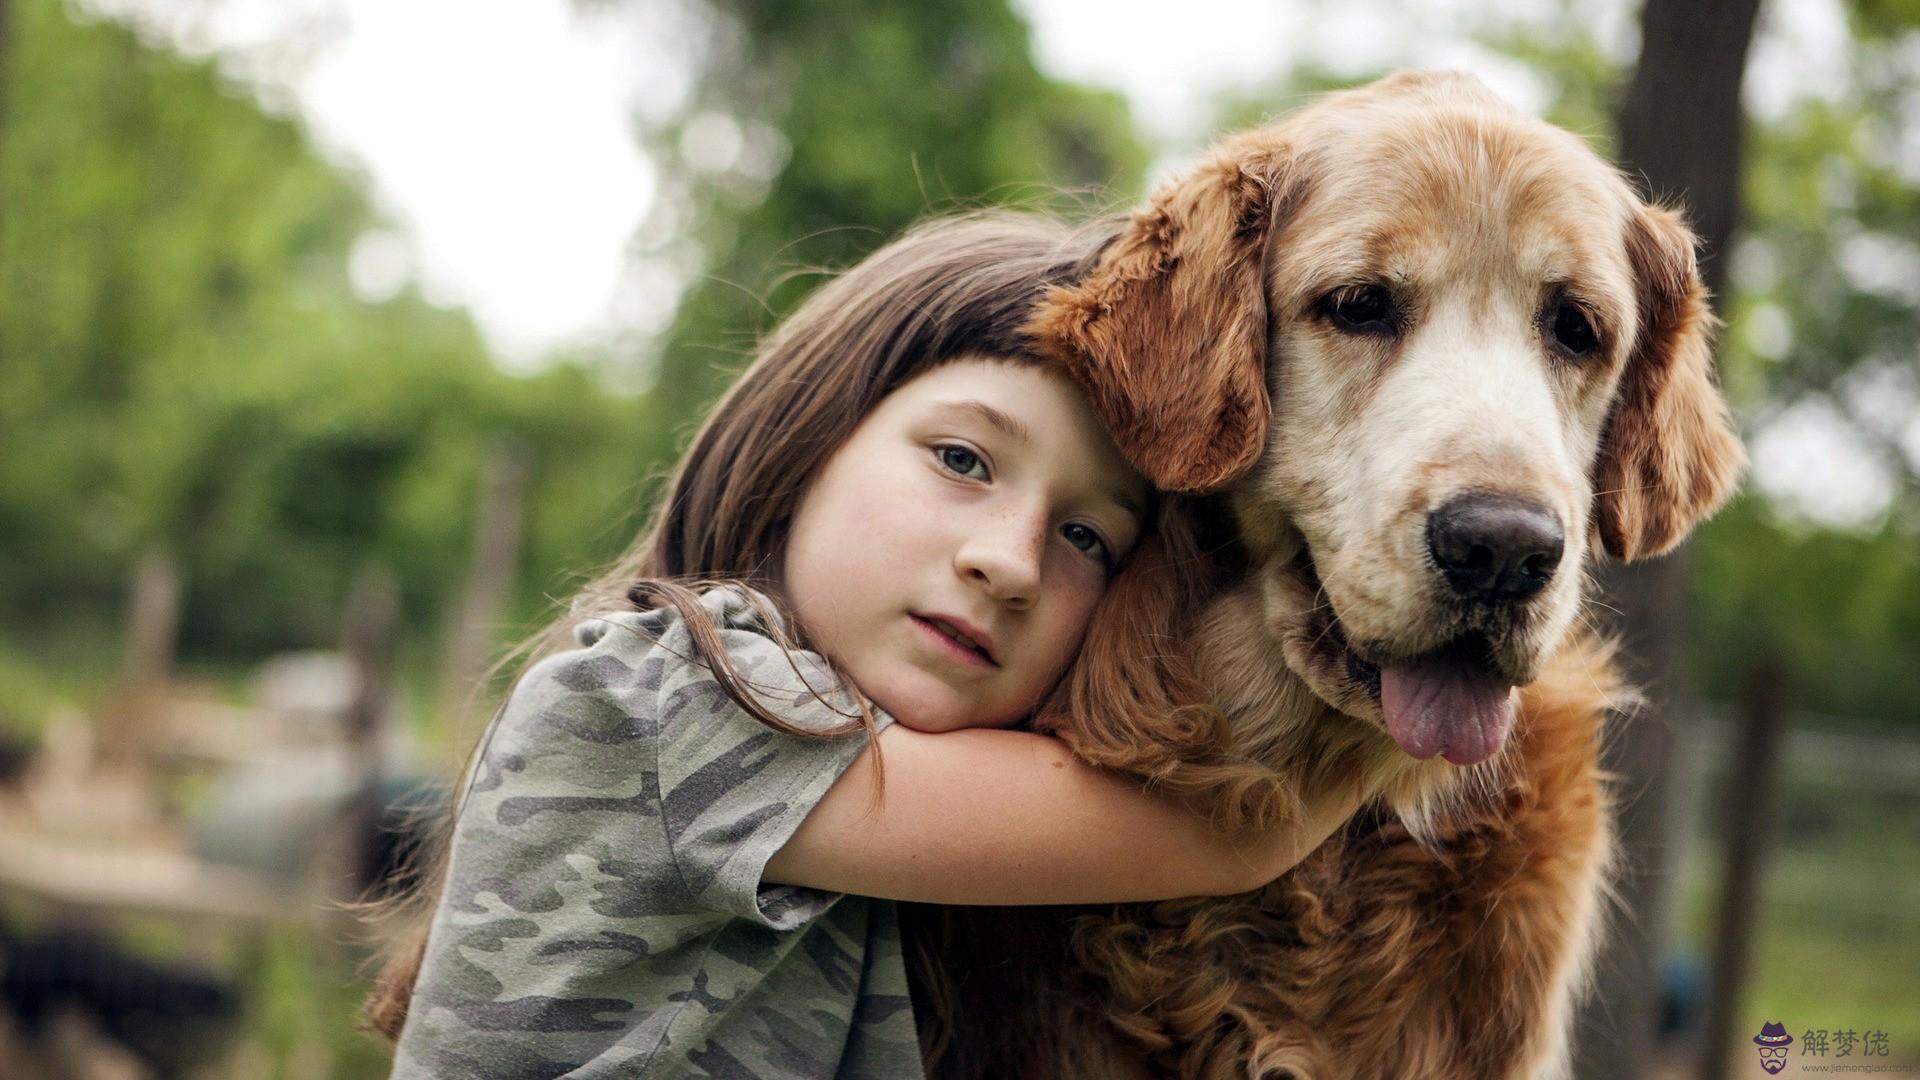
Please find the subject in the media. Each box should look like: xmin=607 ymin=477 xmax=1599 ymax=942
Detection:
xmin=1061 ymin=522 xmax=1110 ymax=564
xmin=936 ymin=445 xmax=988 ymax=480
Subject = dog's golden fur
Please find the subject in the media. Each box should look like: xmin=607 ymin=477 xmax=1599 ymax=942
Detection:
xmin=909 ymin=71 xmax=1744 ymax=1079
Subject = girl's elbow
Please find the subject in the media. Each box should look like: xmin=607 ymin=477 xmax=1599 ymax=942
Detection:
xmin=1214 ymin=863 xmax=1274 ymax=898
xmin=1205 ymin=843 xmax=1303 ymax=897
xmin=1173 ymin=856 xmax=1263 ymax=899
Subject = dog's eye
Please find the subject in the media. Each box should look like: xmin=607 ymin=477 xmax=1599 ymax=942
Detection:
xmin=1318 ymin=285 xmax=1399 ymax=336
xmin=1548 ymin=298 xmax=1600 ymax=358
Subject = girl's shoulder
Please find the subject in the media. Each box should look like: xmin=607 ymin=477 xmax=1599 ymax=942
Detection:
xmin=461 ymin=582 xmax=885 ymax=897
xmin=500 ymin=583 xmax=864 ymax=753
xmin=572 ymin=581 xmax=787 ymax=651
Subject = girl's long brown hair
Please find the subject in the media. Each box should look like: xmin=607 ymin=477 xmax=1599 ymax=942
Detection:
xmin=359 ymin=210 xmax=1236 ymax=1043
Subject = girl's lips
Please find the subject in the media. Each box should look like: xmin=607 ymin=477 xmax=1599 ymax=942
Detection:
xmin=910 ymin=615 xmax=997 ymax=668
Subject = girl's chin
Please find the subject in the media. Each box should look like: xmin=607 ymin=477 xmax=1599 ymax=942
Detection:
xmin=862 ymin=674 xmax=1015 ymax=733
xmin=885 ymin=714 xmax=977 ymax=734
xmin=873 ymin=695 xmax=996 ymax=733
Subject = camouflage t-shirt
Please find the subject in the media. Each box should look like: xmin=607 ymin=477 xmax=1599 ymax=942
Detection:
xmin=391 ymin=586 xmax=925 ymax=1079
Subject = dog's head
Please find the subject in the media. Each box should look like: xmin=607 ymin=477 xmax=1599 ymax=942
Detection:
xmin=1032 ymin=71 xmax=1743 ymax=770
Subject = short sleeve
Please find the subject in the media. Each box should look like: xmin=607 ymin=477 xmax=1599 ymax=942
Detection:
xmin=622 ymin=586 xmax=889 ymax=930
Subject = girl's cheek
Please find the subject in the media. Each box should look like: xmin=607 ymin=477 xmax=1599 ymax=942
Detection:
xmin=1048 ymin=546 xmax=1110 ymax=606
xmin=1041 ymin=554 xmax=1107 ymax=642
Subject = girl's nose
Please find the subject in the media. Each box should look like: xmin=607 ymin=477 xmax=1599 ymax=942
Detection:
xmin=954 ymin=505 xmax=1047 ymax=607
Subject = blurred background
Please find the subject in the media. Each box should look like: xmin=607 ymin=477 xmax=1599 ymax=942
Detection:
xmin=0 ymin=0 xmax=1914 ymax=1076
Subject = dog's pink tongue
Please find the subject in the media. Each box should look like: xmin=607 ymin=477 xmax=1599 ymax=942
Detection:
xmin=1380 ymin=657 xmax=1516 ymax=766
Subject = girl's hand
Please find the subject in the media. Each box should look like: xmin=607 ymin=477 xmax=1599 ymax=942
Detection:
xmin=763 ymin=724 xmax=1369 ymax=904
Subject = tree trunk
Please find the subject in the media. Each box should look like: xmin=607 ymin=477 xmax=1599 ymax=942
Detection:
xmin=1574 ymin=1 xmax=1763 ymax=1077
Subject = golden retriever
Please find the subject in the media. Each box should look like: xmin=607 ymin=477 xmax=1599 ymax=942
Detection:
xmin=907 ymin=70 xmax=1744 ymax=1080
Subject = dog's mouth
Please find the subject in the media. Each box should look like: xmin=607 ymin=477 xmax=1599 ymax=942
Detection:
xmin=1345 ymin=633 xmax=1515 ymax=766
xmin=1302 ymin=553 xmax=1517 ymax=767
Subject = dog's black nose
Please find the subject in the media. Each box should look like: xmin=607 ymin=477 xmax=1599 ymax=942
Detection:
xmin=1427 ymin=493 xmax=1564 ymax=603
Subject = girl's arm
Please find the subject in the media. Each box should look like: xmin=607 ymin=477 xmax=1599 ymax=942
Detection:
xmin=764 ymin=723 xmax=1366 ymax=904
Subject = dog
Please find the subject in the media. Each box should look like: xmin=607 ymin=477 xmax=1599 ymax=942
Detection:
xmin=905 ymin=70 xmax=1745 ymax=1079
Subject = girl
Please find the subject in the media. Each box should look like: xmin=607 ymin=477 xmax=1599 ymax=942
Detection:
xmin=369 ymin=213 xmax=1363 ymax=1079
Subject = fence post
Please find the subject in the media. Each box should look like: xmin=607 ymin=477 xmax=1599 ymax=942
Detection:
xmin=438 ymin=437 xmax=529 ymax=731
xmin=1698 ymin=651 xmax=1789 ymax=1080
xmin=101 ymin=546 xmax=181 ymax=769
xmin=339 ymin=563 xmax=399 ymax=900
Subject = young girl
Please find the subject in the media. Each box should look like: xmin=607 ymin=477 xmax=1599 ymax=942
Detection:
xmin=370 ymin=214 xmax=1363 ymax=1079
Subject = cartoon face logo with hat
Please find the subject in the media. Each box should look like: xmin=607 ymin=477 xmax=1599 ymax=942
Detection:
xmin=1753 ymin=1022 xmax=1794 ymax=1073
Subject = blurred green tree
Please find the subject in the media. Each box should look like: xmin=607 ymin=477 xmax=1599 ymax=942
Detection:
xmin=611 ymin=0 xmax=1149 ymax=456
xmin=0 ymin=0 xmax=652 ymax=672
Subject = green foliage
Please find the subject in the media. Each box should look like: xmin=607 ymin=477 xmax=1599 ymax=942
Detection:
xmin=639 ymin=0 xmax=1149 ymax=443
xmin=1726 ymin=100 xmax=1920 ymax=424
xmin=250 ymin=928 xmax=394 ymax=1080
xmin=1851 ymin=0 xmax=1920 ymax=42
xmin=1691 ymin=495 xmax=1920 ymax=725
xmin=0 ymin=0 xmax=652 ymax=665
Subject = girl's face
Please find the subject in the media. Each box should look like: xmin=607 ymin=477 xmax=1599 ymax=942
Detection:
xmin=782 ymin=358 xmax=1150 ymax=732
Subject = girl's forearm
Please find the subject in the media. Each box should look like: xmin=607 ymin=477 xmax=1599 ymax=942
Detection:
xmin=765 ymin=724 xmax=1366 ymax=904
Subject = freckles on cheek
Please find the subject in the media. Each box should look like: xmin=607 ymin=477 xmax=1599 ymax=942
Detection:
xmin=1040 ymin=567 xmax=1107 ymax=657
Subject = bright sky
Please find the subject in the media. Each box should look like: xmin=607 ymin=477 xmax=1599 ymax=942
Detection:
xmin=81 ymin=0 xmax=1907 ymax=528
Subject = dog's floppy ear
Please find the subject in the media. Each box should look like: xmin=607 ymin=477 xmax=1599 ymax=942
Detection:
xmin=1592 ymin=203 xmax=1745 ymax=561
xmin=1025 ymin=141 xmax=1299 ymax=493
xmin=1032 ymin=498 xmax=1293 ymax=830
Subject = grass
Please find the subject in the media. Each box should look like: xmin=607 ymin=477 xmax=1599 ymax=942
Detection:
xmin=1675 ymin=751 xmax=1920 ymax=1048
xmin=247 ymin=927 xmax=397 ymax=1080
xmin=0 ymin=617 xmax=124 ymax=740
